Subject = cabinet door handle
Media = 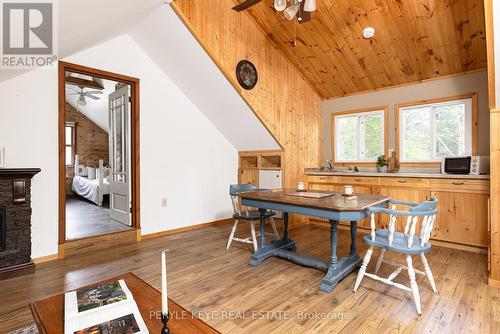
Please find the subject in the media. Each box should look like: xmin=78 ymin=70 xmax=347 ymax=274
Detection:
xmin=355 ymin=178 xmax=362 ymax=182
xmin=452 ymin=182 xmax=465 ymax=186
xmin=319 ymin=177 xmax=327 ymax=180
xmin=398 ymin=180 xmax=407 ymax=183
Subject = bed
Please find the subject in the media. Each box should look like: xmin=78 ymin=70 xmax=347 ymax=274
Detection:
xmin=71 ymin=157 xmax=110 ymax=206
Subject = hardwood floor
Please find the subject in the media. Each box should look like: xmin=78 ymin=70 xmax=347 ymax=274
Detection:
xmin=66 ymin=196 xmax=132 ymax=240
xmin=1 ymin=223 xmax=499 ymax=333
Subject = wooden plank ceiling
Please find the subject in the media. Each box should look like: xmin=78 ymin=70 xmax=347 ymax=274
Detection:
xmin=243 ymin=0 xmax=488 ymax=99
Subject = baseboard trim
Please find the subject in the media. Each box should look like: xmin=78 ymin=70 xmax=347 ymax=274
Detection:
xmin=0 ymin=262 xmax=35 ymax=280
xmin=488 ymin=277 xmax=500 ymax=288
xmin=308 ymin=218 xmax=487 ymax=254
xmin=142 ymin=218 xmax=233 ymax=240
xmin=33 ymin=254 xmax=59 ymax=264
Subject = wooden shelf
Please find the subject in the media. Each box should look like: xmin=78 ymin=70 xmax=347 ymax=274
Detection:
xmin=238 ymin=150 xmax=283 ymax=185
xmin=261 ymin=155 xmax=281 ymax=168
xmin=240 ymin=156 xmax=258 ymax=168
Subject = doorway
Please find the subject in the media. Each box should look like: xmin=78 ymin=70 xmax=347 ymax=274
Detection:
xmin=58 ymin=61 xmax=140 ymax=246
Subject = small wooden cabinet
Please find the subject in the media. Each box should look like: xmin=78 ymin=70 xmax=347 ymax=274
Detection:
xmin=238 ymin=150 xmax=282 ymax=186
xmin=307 ymin=174 xmax=490 ymax=251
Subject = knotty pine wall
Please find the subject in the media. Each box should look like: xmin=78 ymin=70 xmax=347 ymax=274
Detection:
xmin=65 ymin=102 xmax=109 ymax=195
xmin=485 ymin=0 xmax=500 ymax=285
xmin=171 ymin=1 xmax=323 ymax=224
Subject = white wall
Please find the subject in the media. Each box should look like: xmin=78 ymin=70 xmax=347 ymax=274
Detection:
xmin=129 ymin=6 xmax=280 ymax=151
xmin=322 ymin=71 xmax=490 ymax=160
xmin=0 ymin=69 xmax=59 ymax=258
xmin=0 ymin=34 xmax=238 ymax=258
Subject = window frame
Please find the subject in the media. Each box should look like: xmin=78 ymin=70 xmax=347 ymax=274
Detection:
xmin=65 ymin=122 xmax=76 ymax=166
xmin=395 ymin=94 xmax=478 ymax=166
xmin=331 ymin=106 xmax=389 ymax=165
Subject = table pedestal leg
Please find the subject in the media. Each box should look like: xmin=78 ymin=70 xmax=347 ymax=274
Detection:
xmin=350 ymin=221 xmax=357 ymax=256
xmin=320 ymin=220 xmax=362 ymax=292
xmin=282 ymin=212 xmax=296 ymax=252
xmin=249 ymin=211 xmax=296 ymax=267
xmin=259 ymin=208 xmax=266 ymax=249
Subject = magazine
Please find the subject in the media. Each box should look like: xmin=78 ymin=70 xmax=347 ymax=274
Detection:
xmin=64 ymin=279 xmax=149 ymax=334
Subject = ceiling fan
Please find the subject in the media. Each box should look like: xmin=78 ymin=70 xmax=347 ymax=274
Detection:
xmin=67 ymin=87 xmax=103 ymax=106
xmin=232 ymin=0 xmax=316 ymax=23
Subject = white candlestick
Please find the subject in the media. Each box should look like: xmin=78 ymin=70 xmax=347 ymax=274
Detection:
xmin=161 ymin=249 xmax=169 ymax=315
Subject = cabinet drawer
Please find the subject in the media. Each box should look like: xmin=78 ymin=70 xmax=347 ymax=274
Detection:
xmin=381 ymin=178 xmax=430 ymax=189
xmin=340 ymin=176 xmax=379 ymax=186
xmin=307 ymin=175 xmax=340 ymax=183
xmin=430 ymin=179 xmax=489 ymax=193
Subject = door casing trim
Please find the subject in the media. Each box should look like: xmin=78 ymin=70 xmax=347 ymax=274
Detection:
xmin=58 ymin=61 xmax=141 ymax=247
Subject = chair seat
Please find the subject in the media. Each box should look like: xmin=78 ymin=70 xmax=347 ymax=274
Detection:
xmin=363 ymin=229 xmax=431 ymax=255
xmin=233 ymin=210 xmax=275 ymax=221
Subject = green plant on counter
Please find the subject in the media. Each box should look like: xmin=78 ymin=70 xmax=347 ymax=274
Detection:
xmin=376 ymin=155 xmax=387 ymax=167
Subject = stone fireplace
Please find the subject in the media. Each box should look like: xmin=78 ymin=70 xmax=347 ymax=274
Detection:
xmin=0 ymin=206 xmax=5 ymax=251
xmin=0 ymin=168 xmax=40 ymax=279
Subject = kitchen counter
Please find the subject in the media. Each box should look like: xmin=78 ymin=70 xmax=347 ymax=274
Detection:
xmin=305 ymin=168 xmax=490 ymax=180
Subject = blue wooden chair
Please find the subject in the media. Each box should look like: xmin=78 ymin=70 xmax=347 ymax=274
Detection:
xmin=353 ymin=198 xmax=438 ymax=315
xmin=227 ymin=184 xmax=280 ymax=251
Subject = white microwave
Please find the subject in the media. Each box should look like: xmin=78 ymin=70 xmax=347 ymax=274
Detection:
xmin=442 ymin=156 xmax=490 ymax=175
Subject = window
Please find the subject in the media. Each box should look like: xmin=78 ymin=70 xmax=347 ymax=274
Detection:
xmin=65 ymin=122 xmax=76 ymax=166
xmin=332 ymin=107 xmax=387 ymax=163
xmin=397 ymin=96 xmax=476 ymax=163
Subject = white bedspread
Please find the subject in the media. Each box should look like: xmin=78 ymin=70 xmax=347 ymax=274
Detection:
xmin=72 ymin=175 xmax=110 ymax=205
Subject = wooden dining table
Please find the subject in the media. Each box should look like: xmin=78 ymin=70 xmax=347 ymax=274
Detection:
xmin=240 ymin=189 xmax=390 ymax=292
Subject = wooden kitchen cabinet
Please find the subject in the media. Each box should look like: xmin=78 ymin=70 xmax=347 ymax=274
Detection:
xmin=307 ymin=174 xmax=490 ymax=251
xmin=239 ymin=169 xmax=258 ymax=186
xmin=238 ymin=150 xmax=282 ymax=186
xmin=431 ymin=191 xmax=489 ymax=247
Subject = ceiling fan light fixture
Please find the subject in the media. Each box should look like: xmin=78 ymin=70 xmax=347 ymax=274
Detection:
xmin=284 ymin=4 xmax=299 ymax=20
xmin=274 ymin=0 xmax=287 ymax=12
xmin=77 ymin=95 xmax=87 ymax=106
xmin=303 ymin=0 xmax=316 ymax=12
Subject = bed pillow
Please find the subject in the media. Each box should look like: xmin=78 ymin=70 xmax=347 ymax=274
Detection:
xmin=75 ymin=165 xmax=88 ymax=176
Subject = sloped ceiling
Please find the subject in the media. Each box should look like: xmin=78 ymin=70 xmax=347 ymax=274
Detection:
xmin=244 ymin=0 xmax=488 ymax=99
xmin=65 ymin=74 xmax=117 ymax=132
xmin=129 ymin=6 xmax=280 ymax=151
xmin=0 ymin=0 xmax=163 ymax=82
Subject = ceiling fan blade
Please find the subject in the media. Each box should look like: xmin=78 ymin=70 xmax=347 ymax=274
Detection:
xmin=232 ymin=0 xmax=261 ymax=12
xmin=66 ymin=86 xmax=81 ymax=93
xmin=85 ymin=94 xmax=101 ymax=100
xmin=298 ymin=1 xmax=311 ymax=24
xmin=84 ymin=90 xmax=103 ymax=95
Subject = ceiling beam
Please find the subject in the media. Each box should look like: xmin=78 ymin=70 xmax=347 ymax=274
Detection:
xmin=65 ymin=76 xmax=104 ymax=90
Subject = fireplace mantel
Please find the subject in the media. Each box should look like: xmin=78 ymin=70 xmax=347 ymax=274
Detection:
xmin=0 ymin=168 xmax=41 ymax=179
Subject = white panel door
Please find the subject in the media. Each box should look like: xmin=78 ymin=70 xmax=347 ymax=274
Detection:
xmin=109 ymin=85 xmax=131 ymax=225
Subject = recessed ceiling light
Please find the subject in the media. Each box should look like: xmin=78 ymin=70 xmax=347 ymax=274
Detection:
xmin=362 ymin=27 xmax=376 ymax=39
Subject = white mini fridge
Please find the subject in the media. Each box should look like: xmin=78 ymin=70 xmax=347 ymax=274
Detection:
xmin=259 ymin=170 xmax=283 ymax=218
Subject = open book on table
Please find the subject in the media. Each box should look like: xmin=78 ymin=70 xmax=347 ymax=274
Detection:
xmin=64 ymin=279 xmax=149 ymax=334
